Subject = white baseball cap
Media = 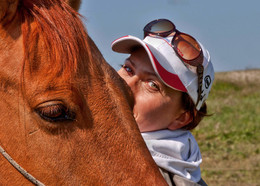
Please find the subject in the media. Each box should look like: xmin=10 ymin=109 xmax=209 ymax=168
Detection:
xmin=111 ymin=35 xmax=214 ymax=110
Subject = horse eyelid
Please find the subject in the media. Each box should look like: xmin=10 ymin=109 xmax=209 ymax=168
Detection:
xmin=35 ymin=104 xmax=76 ymax=122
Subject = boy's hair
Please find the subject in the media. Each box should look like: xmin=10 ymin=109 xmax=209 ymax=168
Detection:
xmin=181 ymin=92 xmax=207 ymax=130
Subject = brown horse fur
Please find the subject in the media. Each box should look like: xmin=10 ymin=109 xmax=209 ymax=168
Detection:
xmin=0 ymin=0 xmax=166 ymax=185
xmin=64 ymin=0 xmax=81 ymax=11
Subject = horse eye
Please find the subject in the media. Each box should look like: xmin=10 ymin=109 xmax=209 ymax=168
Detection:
xmin=35 ymin=103 xmax=76 ymax=122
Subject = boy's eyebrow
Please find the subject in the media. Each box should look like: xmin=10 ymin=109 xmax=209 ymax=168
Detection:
xmin=144 ymin=70 xmax=158 ymax=77
xmin=126 ymin=57 xmax=136 ymax=68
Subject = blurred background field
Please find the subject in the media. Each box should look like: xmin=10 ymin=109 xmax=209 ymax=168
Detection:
xmin=192 ymin=69 xmax=260 ymax=186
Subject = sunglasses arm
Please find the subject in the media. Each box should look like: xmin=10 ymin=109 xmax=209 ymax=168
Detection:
xmin=195 ymin=64 xmax=204 ymax=108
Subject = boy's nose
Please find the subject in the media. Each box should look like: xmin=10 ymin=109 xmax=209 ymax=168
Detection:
xmin=125 ymin=75 xmax=139 ymax=93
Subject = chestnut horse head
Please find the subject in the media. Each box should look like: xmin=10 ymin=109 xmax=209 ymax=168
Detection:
xmin=0 ymin=0 xmax=166 ymax=185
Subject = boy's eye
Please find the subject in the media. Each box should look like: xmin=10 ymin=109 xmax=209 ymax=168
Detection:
xmin=123 ymin=64 xmax=133 ymax=74
xmin=147 ymin=81 xmax=160 ymax=90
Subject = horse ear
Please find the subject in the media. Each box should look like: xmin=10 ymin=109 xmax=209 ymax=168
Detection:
xmin=0 ymin=0 xmax=19 ymax=25
xmin=64 ymin=0 xmax=81 ymax=11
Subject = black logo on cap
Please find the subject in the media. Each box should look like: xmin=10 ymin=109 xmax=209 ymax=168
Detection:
xmin=204 ymin=75 xmax=211 ymax=89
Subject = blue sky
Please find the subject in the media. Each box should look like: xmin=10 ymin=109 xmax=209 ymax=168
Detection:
xmin=79 ymin=0 xmax=260 ymax=72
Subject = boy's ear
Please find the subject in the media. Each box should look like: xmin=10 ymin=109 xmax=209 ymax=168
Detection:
xmin=168 ymin=111 xmax=192 ymax=131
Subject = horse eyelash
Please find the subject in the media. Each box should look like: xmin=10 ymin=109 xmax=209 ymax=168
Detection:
xmin=35 ymin=104 xmax=76 ymax=122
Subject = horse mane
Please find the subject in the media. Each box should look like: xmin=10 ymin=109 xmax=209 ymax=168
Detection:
xmin=19 ymin=0 xmax=92 ymax=77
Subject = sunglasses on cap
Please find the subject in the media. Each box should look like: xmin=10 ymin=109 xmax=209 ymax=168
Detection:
xmin=143 ymin=19 xmax=204 ymax=107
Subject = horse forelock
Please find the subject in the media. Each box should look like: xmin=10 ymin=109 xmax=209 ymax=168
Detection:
xmin=19 ymin=0 xmax=92 ymax=78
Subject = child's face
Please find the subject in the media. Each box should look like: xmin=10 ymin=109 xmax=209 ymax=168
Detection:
xmin=118 ymin=48 xmax=186 ymax=132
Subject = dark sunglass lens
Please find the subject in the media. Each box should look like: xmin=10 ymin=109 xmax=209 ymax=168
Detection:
xmin=173 ymin=34 xmax=201 ymax=60
xmin=149 ymin=20 xmax=174 ymax=34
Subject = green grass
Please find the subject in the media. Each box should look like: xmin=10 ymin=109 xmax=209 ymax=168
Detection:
xmin=192 ymin=70 xmax=260 ymax=186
